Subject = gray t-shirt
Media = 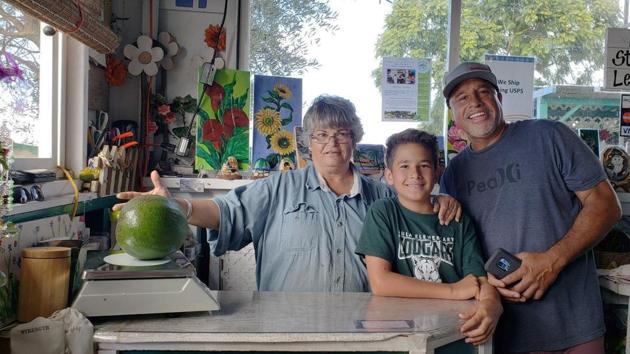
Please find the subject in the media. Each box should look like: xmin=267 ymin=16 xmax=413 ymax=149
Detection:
xmin=440 ymin=119 xmax=607 ymax=352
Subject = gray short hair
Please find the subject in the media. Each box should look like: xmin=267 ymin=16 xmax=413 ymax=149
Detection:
xmin=301 ymin=95 xmax=364 ymax=147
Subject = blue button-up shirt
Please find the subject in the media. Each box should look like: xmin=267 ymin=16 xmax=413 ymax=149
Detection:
xmin=210 ymin=164 xmax=393 ymax=292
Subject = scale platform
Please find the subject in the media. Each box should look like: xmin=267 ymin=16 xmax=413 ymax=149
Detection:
xmin=71 ymin=251 xmax=219 ymax=317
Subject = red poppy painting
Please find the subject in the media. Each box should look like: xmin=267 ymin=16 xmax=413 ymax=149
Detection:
xmin=196 ymin=69 xmax=251 ymax=171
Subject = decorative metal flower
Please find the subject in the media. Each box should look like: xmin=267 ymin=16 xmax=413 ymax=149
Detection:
xmin=158 ymin=32 xmax=179 ymax=70
xmin=105 ymin=55 xmax=126 ymax=86
xmin=192 ymin=47 xmax=225 ymax=74
xmin=123 ymin=35 xmax=164 ymax=76
xmin=204 ymin=24 xmax=226 ymax=51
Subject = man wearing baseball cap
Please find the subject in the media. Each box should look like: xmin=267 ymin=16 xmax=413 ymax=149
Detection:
xmin=439 ymin=61 xmax=620 ymax=353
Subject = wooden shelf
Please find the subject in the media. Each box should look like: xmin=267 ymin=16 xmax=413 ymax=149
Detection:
xmin=3 ymin=194 xmax=118 ymax=224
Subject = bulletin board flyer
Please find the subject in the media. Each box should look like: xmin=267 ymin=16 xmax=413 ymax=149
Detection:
xmin=381 ymin=57 xmax=431 ymax=122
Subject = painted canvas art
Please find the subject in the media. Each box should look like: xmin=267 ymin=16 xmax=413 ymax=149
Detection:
xmin=252 ymin=75 xmax=302 ymax=169
xmin=354 ymin=144 xmax=385 ymax=176
xmin=294 ymin=126 xmax=311 ymax=169
xmin=446 ymin=111 xmax=468 ymax=162
xmin=195 ymin=68 xmax=251 ymax=172
xmin=578 ymin=128 xmax=600 ymax=159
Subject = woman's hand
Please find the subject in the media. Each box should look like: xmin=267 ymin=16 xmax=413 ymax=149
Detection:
xmin=449 ymin=274 xmax=479 ymax=300
xmin=113 ymin=170 xmax=171 ymax=211
xmin=433 ymin=194 xmax=462 ymax=225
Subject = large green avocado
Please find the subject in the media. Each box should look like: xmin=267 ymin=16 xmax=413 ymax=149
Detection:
xmin=116 ymin=195 xmax=189 ymax=260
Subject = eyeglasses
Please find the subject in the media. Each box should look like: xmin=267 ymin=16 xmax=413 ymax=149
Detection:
xmin=310 ymin=130 xmax=353 ymax=144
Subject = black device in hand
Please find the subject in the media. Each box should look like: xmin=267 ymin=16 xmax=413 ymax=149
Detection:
xmin=484 ymin=248 xmax=522 ymax=279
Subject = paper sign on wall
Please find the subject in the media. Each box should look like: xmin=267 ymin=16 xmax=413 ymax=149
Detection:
xmin=485 ymin=55 xmax=535 ymax=122
xmin=605 ymin=28 xmax=630 ymax=90
xmin=381 ymin=57 xmax=431 ymax=122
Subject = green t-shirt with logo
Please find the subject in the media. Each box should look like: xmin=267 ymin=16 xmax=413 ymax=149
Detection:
xmin=356 ymin=197 xmax=485 ymax=283
xmin=356 ymin=197 xmax=486 ymax=354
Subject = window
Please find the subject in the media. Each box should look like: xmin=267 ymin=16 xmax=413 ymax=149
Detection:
xmin=250 ymin=0 xmax=423 ymax=144
xmin=250 ymin=0 xmax=627 ymax=151
xmin=0 ymin=1 xmax=60 ymax=170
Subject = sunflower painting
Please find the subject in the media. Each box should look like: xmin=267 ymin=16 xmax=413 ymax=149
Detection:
xmin=195 ymin=68 xmax=251 ymax=171
xmin=252 ymin=75 xmax=302 ymax=169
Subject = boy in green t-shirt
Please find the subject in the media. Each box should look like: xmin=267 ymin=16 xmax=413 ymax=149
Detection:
xmin=356 ymin=128 xmax=502 ymax=347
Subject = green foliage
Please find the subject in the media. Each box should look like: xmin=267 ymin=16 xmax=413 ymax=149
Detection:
xmin=198 ymin=109 xmax=209 ymax=125
xmin=223 ymin=127 xmax=250 ymax=165
xmin=218 ymin=75 xmax=238 ymax=123
xmin=266 ymin=152 xmax=281 ymax=168
xmin=373 ymin=0 xmax=621 ymax=135
xmin=171 ymin=95 xmax=197 ymax=114
xmin=197 ymin=141 xmax=221 ymax=170
xmin=234 ymin=90 xmax=249 ymax=110
xmin=250 ymin=0 xmax=339 ymax=75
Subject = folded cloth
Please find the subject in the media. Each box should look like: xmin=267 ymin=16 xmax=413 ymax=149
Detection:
xmin=51 ymin=308 xmax=94 ymax=354
xmin=598 ymin=264 xmax=630 ymax=284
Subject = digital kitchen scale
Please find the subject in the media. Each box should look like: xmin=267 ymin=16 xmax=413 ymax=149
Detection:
xmin=71 ymin=251 xmax=219 ymax=317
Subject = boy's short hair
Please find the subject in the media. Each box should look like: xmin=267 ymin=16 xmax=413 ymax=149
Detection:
xmin=385 ymin=128 xmax=439 ymax=169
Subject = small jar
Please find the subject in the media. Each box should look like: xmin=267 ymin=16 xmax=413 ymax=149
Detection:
xmin=17 ymin=247 xmax=71 ymax=322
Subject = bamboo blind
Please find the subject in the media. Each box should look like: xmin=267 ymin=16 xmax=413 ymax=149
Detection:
xmin=82 ymin=0 xmax=103 ymax=20
xmin=5 ymin=0 xmax=119 ymax=54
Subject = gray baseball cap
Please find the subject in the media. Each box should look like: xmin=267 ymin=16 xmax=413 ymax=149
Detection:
xmin=443 ymin=61 xmax=499 ymax=104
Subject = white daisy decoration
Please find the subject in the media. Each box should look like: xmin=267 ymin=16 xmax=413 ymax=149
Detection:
xmin=123 ymin=35 xmax=164 ymax=76
xmin=158 ymin=32 xmax=179 ymax=70
xmin=191 ymin=47 xmax=225 ymax=71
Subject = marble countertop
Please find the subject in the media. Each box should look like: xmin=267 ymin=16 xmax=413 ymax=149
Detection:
xmin=93 ymin=291 xmax=483 ymax=353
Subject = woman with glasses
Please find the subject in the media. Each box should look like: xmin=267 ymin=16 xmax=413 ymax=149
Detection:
xmin=115 ymin=95 xmax=461 ymax=292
